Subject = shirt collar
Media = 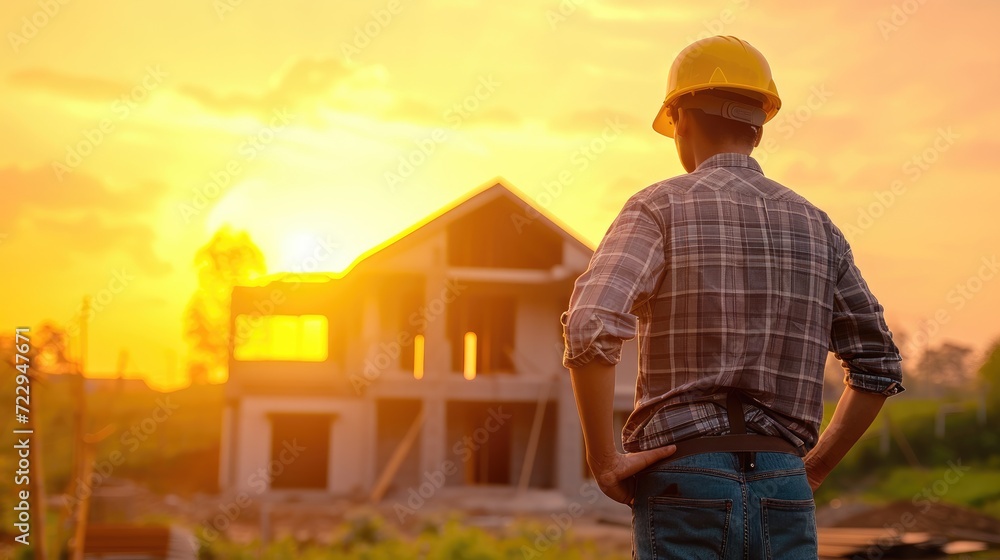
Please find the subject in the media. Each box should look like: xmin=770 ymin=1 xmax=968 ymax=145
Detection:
xmin=695 ymin=153 xmax=764 ymax=174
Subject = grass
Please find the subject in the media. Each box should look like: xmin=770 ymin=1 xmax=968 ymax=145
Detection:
xmin=0 ymin=360 xmax=225 ymax=534
xmin=814 ymin=395 xmax=1000 ymax=515
xmin=198 ymin=515 xmax=630 ymax=560
xmin=859 ymin=466 xmax=1000 ymax=510
xmin=819 ymin=397 xmax=945 ymax=432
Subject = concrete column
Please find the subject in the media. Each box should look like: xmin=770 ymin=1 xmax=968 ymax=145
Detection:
xmin=360 ymin=293 xmax=382 ymax=373
xmin=419 ymin=394 xmax=447 ymax=476
xmin=218 ymin=402 xmax=234 ymax=490
xmin=327 ymin=414 xmax=338 ymax=494
xmin=360 ymin=400 xmax=377 ymax=491
xmin=423 ymin=244 xmax=453 ymax=378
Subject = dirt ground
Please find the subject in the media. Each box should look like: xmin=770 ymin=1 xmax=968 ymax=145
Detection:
xmin=16 ymin=480 xmax=998 ymax=558
xmin=831 ymin=499 xmax=1000 ymax=541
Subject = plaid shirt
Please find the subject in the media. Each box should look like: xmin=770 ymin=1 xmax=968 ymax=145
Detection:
xmin=562 ymin=153 xmax=903 ymax=453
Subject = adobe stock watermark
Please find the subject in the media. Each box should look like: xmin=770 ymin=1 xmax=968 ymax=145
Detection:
xmin=191 ymin=438 xmax=306 ymax=547
xmin=519 ymin=481 xmax=603 ymax=559
xmin=843 ymin=127 xmax=958 ymax=241
xmin=7 ymin=0 xmax=71 ymax=54
xmin=177 ymin=107 xmax=294 ymax=224
xmin=878 ymin=0 xmax=930 ymax=40
xmin=63 ymin=397 xmax=180 ymax=511
xmin=668 ymin=0 xmax=752 ymax=81
xmin=213 ymin=0 xmax=248 ymax=21
xmin=384 ymin=75 xmax=500 ymax=191
xmin=511 ymin=116 xmax=626 ymax=233
xmin=350 ymin=278 xmax=467 ymax=393
xmin=905 ymin=255 xmax=998 ymax=356
xmin=51 ymin=65 xmax=168 ymax=181
xmin=853 ymin=459 xmax=970 ymax=560
xmin=231 ymin=234 xmax=343 ymax=350
xmin=679 ymin=0 xmax=752 ymax=48
xmin=64 ymin=268 xmax=136 ymax=338
xmin=341 ymin=0 xmax=405 ymax=63
xmin=393 ymin=406 xmax=513 ymax=522
xmin=547 ymin=0 xmax=750 ymax=31
xmin=753 ymin=84 xmax=833 ymax=165
xmin=545 ymin=0 xmax=587 ymax=29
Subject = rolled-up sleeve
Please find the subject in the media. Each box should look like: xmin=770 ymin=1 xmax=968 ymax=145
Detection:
xmin=830 ymin=242 xmax=905 ymax=396
xmin=562 ymin=195 xmax=665 ymax=369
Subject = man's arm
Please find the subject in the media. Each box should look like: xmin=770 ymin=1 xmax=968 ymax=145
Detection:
xmin=569 ymin=362 xmax=675 ymax=505
xmin=804 ymin=387 xmax=886 ymax=490
xmin=562 ymin=195 xmax=672 ymax=505
xmin=811 ymin=237 xmax=904 ymax=490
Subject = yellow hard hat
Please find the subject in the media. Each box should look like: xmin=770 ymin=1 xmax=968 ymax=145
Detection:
xmin=652 ymin=36 xmax=781 ymax=138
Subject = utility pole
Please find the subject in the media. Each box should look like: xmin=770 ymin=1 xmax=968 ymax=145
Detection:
xmin=27 ymin=327 xmax=49 ymax=560
xmin=69 ymin=296 xmax=91 ymax=560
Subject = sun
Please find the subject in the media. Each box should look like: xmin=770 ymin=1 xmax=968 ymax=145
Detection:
xmin=276 ymin=229 xmax=330 ymax=273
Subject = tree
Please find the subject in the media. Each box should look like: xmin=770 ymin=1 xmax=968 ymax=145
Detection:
xmin=913 ymin=341 xmax=975 ymax=397
xmin=0 ymin=321 xmax=78 ymax=376
xmin=978 ymin=339 xmax=1000 ymax=404
xmin=183 ymin=226 xmax=266 ymax=384
xmin=33 ymin=321 xmax=79 ymax=374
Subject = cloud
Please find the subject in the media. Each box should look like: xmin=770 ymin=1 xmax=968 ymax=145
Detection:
xmin=6 ymin=55 xmax=528 ymax=135
xmin=581 ymin=1 xmax=702 ymax=23
xmin=177 ymin=55 xmax=524 ymax=132
xmin=0 ymin=166 xmax=171 ymax=276
xmin=547 ymin=107 xmax=642 ymax=135
xmin=177 ymin=56 xmax=438 ymax=130
xmin=8 ymin=68 xmax=129 ymax=102
xmin=0 ymin=166 xmax=163 ymax=222
xmin=33 ymin=214 xmax=172 ymax=276
xmin=178 ymin=57 xmax=357 ymax=118
xmin=176 ymin=56 xmax=425 ymax=126
xmin=382 ymin=97 xmax=442 ymax=126
xmin=471 ymin=107 xmax=523 ymax=128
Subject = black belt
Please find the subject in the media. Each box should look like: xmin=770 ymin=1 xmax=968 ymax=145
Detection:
xmin=666 ymin=391 xmax=800 ymax=471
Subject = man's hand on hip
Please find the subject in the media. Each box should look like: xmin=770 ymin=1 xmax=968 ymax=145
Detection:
xmin=588 ymin=445 xmax=677 ymax=506
xmin=804 ymin=455 xmax=832 ymax=492
xmin=804 ymin=387 xmax=887 ymax=493
xmin=569 ymin=362 xmax=676 ymax=505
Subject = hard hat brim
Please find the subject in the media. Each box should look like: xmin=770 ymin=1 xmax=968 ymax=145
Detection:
xmin=651 ymin=86 xmax=782 ymax=139
xmin=652 ymin=103 xmax=676 ymax=138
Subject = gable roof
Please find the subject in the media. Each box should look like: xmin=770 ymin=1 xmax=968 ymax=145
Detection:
xmin=252 ymin=177 xmax=594 ymax=285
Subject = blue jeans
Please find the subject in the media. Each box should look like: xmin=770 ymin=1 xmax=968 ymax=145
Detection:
xmin=632 ymin=452 xmax=817 ymax=559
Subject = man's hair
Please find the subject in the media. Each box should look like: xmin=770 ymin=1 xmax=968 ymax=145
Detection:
xmin=671 ymin=90 xmax=764 ymax=147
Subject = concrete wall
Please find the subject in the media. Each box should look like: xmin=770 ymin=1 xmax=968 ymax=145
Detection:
xmin=232 ymin=395 xmax=374 ymax=495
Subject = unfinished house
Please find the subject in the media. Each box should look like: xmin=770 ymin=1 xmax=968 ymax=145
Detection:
xmin=218 ymin=179 xmax=639 ymax=499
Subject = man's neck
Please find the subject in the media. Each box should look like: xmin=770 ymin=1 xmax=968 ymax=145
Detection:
xmin=692 ymin=144 xmax=753 ymax=170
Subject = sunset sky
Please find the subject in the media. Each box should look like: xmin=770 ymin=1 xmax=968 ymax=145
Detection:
xmin=1 ymin=0 xmax=997 ymax=390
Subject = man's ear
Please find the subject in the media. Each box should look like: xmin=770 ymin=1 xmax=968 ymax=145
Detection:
xmin=675 ymin=107 xmax=690 ymax=138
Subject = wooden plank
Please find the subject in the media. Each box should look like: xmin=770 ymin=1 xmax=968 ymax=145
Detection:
xmin=898 ymin=531 xmax=934 ymax=544
xmin=370 ymin=407 xmax=426 ymax=504
xmin=83 ymin=525 xmax=196 ymax=558
xmin=945 ymin=528 xmax=1000 ymax=545
xmin=517 ymin=373 xmax=553 ymax=493
xmin=817 ymin=527 xmax=900 ymax=546
xmin=816 ymin=527 xmax=935 ymax=546
xmin=942 ymin=540 xmax=989 ymax=554
xmin=817 ymin=543 xmax=868 ymax=557
xmin=816 ymin=527 xmax=948 ymax=558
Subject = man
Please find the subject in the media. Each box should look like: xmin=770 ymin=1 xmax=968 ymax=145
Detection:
xmin=561 ymin=36 xmax=903 ymax=559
